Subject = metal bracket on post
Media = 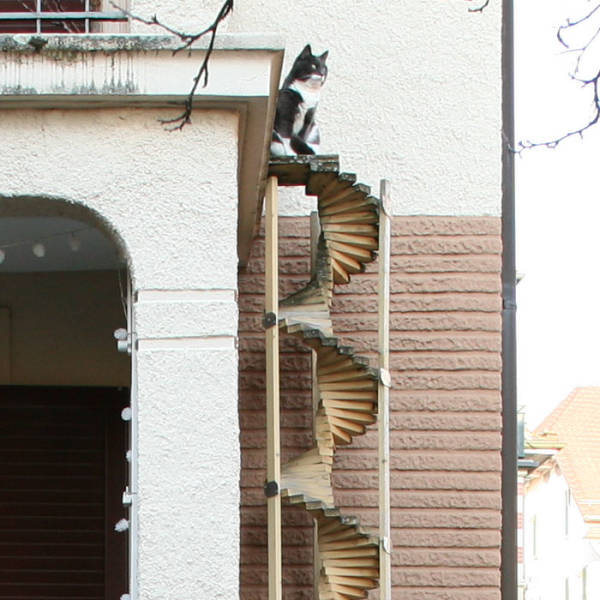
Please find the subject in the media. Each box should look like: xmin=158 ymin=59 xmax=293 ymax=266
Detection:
xmin=381 ymin=536 xmax=392 ymax=554
xmin=263 ymin=311 xmax=277 ymax=329
xmin=264 ymin=480 xmax=279 ymax=498
xmin=379 ymin=368 xmax=392 ymax=388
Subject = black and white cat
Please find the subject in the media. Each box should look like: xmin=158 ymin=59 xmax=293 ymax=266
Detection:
xmin=271 ymin=44 xmax=329 ymax=156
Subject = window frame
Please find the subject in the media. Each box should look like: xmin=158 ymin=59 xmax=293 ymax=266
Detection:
xmin=0 ymin=1 xmax=126 ymax=34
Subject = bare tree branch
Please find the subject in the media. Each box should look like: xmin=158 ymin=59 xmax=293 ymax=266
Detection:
xmin=517 ymin=3 xmax=600 ymax=151
xmin=110 ymin=0 xmax=234 ymax=130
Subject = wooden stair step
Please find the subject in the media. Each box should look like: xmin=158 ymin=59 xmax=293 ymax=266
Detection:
xmin=317 ymin=172 xmax=358 ymax=201
xmin=330 ymin=249 xmax=364 ymax=274
xmin=322 ymin=399 xmax=375 ymax=413
xmin=324 ymin=231 xmax=379 ymax=249
xmin=322 ymin=581 xmax=369 ymax=598
xmin=319 ymin=186 xmax=371 ymax=210
xmin=329 ymin=416 xmax=366 ymax=435
xmin=318 ymin=185 xmax=363 ymax=209
xmin=332 ymin=259 xmax=351 ymax=283
xmin=320 ymin=547 xmax=378 ymax=560
xmin=320 ymin=535 xmax=379 ymax=551
xmin=327 ymin=240 xmax=375 ymax=262
xmin=306 ymin=171 xmax=340 ymax=196
xmin=325 ymin=408 xmax=376 ymax=425
xmin=319 ymin=369 xmax=377 ymax=383
xmin=325 ymin=558 xmax=379 ymax=568
xmin=330 ymin=423 xmax=353 ymax=444
xmin=321 ymin=390 xmax=378 ymax=401
xmin=323 ymin=566 xmax=379 ymax=579
xmin=324 ymin=223 xmax=378 ymax=235
xmin=318 ymin=357 xmax=372 ymax=376
xmin=320 ymin=380 xmax=377 ymax=391
xmin=327 ymin=575 xmax=377 ymax=589
xmin=321 ymin=211 xmax=379 ymax=225
xmin=320 ymin=527 xmax=361 ymax=543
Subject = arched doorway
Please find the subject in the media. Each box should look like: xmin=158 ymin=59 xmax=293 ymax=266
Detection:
xmin=0 ymin=200 xmax=131 ymax=599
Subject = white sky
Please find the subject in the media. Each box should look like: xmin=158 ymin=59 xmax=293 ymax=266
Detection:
xmin=515 ymin=0 xmax=600 ymax=428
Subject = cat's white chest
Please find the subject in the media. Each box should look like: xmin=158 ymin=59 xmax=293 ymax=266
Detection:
xmin=290 ymin=79 xmax=322 ymax=134
xmin=291 ymin=79 xmax=322 ymax=109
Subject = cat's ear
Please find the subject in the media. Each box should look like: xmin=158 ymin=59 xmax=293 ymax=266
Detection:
xmin=300 ymin=44 xmax=312 ymax=57
xmin=320 ymin=50 xmax=329 ymax=62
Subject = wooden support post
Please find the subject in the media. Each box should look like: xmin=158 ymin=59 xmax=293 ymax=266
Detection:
xmin=378 ymin=179 xmax=392 ymax=600
xmin=310 ymin=210 xmax=321 ymax=599
xmin=265 ymin=176 xmax=282 ymax=600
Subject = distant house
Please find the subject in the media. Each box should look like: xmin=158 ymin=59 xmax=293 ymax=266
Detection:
xmin=521 ymin=388 xmax=600 ymax=600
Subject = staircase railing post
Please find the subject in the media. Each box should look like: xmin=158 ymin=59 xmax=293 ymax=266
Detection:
xmin=310 ymin=209 xmax=322 ymax=599
xmin=265 ymin=175 xmax=282 ymax=600
xmin=378 ymin=179 xmax=392 ymax=600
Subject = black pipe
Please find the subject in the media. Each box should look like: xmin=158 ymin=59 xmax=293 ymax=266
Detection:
xmin=501 ymin=0 xmax=517 ymax=596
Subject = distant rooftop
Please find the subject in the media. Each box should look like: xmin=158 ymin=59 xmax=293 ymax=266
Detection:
xmin=534 ymin=387 xmax=600 ymax=530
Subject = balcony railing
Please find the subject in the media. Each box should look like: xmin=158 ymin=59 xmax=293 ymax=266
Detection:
xmin=0 ymin=2 xmax=127 ymax=34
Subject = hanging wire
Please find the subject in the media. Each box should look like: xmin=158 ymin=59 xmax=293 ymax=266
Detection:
xmin=117 ymin=266 xmax=128 ymax=321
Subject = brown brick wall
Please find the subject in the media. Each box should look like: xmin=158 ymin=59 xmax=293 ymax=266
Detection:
xmin=238 ymin=215 xmax=503 ymax=599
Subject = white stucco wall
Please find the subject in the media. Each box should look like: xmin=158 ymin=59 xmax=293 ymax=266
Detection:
xmin=0 ymin=107 xmax=241 ymax=599
xmin=228 ymin=0 xmax=502 ymax=217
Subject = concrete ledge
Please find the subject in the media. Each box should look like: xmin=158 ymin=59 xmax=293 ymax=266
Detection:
xmin=0 ymin=32 xmax=285 ymax=53
xmin=0 ymin=33 xmax=285 ymax=266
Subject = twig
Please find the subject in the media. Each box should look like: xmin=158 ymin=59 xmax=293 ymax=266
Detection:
xmin=110 ymin=0 xmax=234 ymax=130
xmin=516 ymin=74 xmax=600 ymax=151
xmin=468 ymin=0 xmax=490 ymax=14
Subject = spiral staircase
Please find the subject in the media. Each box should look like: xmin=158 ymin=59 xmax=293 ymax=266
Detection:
xmin=266 ymin=155 xmax=387 ymax=599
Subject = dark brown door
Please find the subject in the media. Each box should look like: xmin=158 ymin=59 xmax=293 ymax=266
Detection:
xmin=0 ymin=386 xmax=129 ymax=599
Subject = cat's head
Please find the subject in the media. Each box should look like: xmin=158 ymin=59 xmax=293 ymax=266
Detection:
xmin=289 ymin=44 xmax=329 ymax=86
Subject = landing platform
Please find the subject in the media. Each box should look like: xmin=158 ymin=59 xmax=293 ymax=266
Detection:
xmin=268 ymin=155 xmax=340 ymax=186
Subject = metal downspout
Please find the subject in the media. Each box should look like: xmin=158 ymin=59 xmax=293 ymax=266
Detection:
xmin=502 ymin=0 xmax=517 ymax=598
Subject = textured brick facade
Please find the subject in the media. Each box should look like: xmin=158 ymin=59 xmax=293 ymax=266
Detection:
xmin=238 ymin=216 xmax=503 ymax=599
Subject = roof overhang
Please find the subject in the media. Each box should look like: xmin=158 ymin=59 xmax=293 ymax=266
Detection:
xmin=0 ymin=33 xmax=284 ymax=266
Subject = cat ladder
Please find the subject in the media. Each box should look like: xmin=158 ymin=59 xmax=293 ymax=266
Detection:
xmin=263 ymin=155 xmax=392 ymax=600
